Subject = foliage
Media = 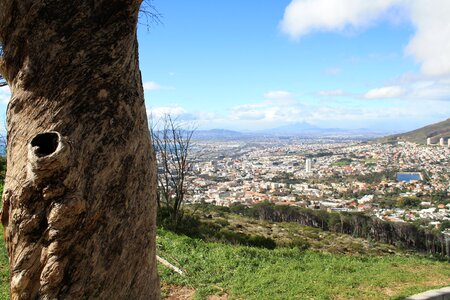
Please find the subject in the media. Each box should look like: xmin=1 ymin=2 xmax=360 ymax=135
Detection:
xmin=158 ymin=207 xmax=277 ymax=250
xmin=306 ymin=151 xmax=333 ymax=158
xmin=397 ymin=196 xmax=421 ymax=208
xmin=282 ymin=237 xmax=310 ymax=251
xmin=333 ymin=158 xmax=353 ymax=166
xmin=441 ymin=220 xmax=450 ymax=230
xmin=355 ymin=169 xmax=397 ymax=184
xmin=431 ymin=190 xmax=449 ymax=203
xmin=231 ymin=202 xmax=449 ymax=257
xmin=215 ymin=229 xmax=276 ymax=249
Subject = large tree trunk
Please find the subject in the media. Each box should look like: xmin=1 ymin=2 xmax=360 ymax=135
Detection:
xmin=0 ymin=1 xmax=160 ymax=299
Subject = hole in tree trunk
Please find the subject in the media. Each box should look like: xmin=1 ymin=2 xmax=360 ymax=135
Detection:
xmin=31 ymin=132 xmax=59 ymax=157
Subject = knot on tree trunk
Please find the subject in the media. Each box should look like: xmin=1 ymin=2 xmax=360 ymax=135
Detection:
xmin=27 ymin=131 xmax=70 ymax=184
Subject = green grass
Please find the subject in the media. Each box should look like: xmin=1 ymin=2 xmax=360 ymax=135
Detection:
xmin=0 ymin=172 xmax=8 ymax=300
xmin=157 ymin=228 xmax=450 ymax=299
xmin=333 ymin=158 xmax=353 ymax=167
xmin=0 ymin=225 xmax=448 ymax=299
xmin=0 ymin=231 xmax=8 ymax=300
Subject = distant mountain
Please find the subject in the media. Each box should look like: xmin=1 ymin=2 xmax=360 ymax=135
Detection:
xmin=191 ymin=124 xmax=391 ymax=140
xmin=265 ymin=122 xmax=387 ymax=137
xmin=193 ymin=129 xmax=245 ymax=140
xmin=378 ymin=118 xmax=450 ymax=144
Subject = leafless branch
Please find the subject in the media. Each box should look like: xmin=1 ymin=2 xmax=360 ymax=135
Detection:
xmin=139 ymin=0 xmax=163 ymax=31
xmin=150 ymin=113 xmax=196 ymax=225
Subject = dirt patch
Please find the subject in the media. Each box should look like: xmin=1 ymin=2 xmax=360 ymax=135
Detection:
xmin=208 ymin=293 xmax=229 ymax=300
xmin=161 ymin=283 xmax=229 ymax=300
xmin=162 ymin=284 xmax=195 ymax=300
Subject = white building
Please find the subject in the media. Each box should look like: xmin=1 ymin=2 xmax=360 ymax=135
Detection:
xmin=305 ymin=158 xmax=312 ymax=172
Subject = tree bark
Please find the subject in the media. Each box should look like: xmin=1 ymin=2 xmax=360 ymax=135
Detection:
xmin=0 ymin=1 xmax=160 ymax=299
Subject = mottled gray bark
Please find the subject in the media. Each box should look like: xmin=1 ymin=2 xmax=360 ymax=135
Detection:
xmin=0 ymin=1 xmax=160 ymax=299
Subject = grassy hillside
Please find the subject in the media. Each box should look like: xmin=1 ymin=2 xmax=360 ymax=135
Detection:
xmin=0 ymin=220 xmax=449 ymax=299
xmin=184 ymin=208 xmax=401 ymax=256
xmin=378 ymin=118 xmax=450 ymax=144
xmin=158 ymin=228 xmax=450 ymax=299
xmin=157 ymin=208 xmax=450 ymax=299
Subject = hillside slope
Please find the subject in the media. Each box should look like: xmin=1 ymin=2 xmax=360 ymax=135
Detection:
xmin=378 ymin=118 xmax=450 ymax=144
xmin=157 ymin=228 xmax=450 ymax=299
xmin=155 ymin=208 xmax=450 ymax=299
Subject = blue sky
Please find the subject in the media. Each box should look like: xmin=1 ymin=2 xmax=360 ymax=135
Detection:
xmin=1 ymin=0 xmax=450 ymax=132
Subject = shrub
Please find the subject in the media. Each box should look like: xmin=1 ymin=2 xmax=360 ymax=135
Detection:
xmin=287 ymin=237 xmax=310 ymax=251
xmin=247 ymin=235 xmax=276 ymax=250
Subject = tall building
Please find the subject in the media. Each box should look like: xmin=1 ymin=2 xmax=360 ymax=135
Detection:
xmin=439 ymin=137 xmax=445 ymax=146
xmin=426 ymin=137 xmax=431 ymax=145
xmin=305 ymin=158 xmax=312 ymax=172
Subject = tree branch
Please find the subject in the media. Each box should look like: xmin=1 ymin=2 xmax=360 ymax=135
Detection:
xmin=139 ymin=0 xmax=162 ymax=30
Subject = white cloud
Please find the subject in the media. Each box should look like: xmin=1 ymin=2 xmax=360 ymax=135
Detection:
xmin=143 ymin=81 xmax=176 ymax=91
xmin=407 ymin=79 xmax=450 ymax=101
xmin=280 ymin=0 xmax=400 ymax=39
xmin=230 ymin=101 xmax=307 ymax=123
xmin=364 ymin=85 xmax=405 ymax=99
xmin=231 ymin=104 xmax=268 ymax=121
xmin=143 ymin=81 xmax=161 ymax=91
xmin=147 ymin=106 xmax=219 ymax=125
xmin=378 ymin=75 xmax=450 ymax=101
xmin=226 ymin=95 xmax=450 ymax=131
xmin=263 ymin=90 xmax=293 ymax=100
xmin=146 ymin=95 xmax=450 ymax=131
xmin=147 ymin=105 xmax=186 ymax=119
xmin=405 ymin=0 xmax=450 ymax=76
xmin=318 ymin=89 xmax=345 ymax=97
xmin=280 ymin=0 xmax=450 ymax=76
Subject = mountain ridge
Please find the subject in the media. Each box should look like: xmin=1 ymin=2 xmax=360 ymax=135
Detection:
xmin=377 ymin=118 xmax=450 ymax=144
xmin=194 ymin=123 xmax=389 ymax=139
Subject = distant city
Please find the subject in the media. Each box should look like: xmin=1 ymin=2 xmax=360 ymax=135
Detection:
xmin=177 ymin=134 xmax=449 ymax=235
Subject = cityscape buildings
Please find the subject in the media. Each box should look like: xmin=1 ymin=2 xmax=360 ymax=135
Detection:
xmin=176 ymin=137 xmax=450 ymax=234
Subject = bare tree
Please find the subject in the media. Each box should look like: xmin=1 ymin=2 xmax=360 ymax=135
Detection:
xmin=151 ymin=114 xmax=195 ymax=226
xmin=0 ymin=1 xmax=159 ymax=298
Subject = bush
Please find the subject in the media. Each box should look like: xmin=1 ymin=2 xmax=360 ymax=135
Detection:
xmin=157 ymin=207 xmax=202 ymax=237
xmin=214 ymin=218 xmax=230 ymax=228
xmin=397 ymin=196 xmax=421 ymax=208
xmin=247 ymin=235 xmax=276 ymax=250
xmin=286 ymin=237 xmax=310 ymax=251
xmin=215 ymin=229 xmax=276 ymax=249
xmin=230 ymin=203 xmax=249 ymax=215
